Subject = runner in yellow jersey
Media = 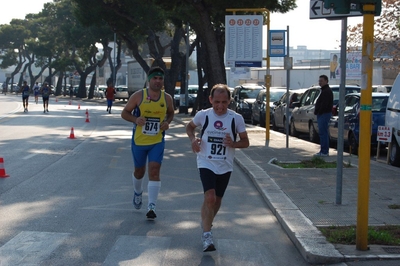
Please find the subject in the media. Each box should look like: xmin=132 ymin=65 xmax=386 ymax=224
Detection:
xmin=121 ymin=66 xmax=174 ymax=220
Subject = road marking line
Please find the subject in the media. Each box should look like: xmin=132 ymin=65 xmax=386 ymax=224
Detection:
xmin=23 ymin=154 xmax=37 ymax=160
xmin=103 ymin=236 xmax=171 ymax=265
xmin=0 ymin=231 xmax=70 ymax=265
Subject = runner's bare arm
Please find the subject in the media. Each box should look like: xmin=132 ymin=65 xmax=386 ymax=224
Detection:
xmin=121 ymin=90 xmax=144 ymax=125
xmin=160 ymin=93 xmax=175 ymax=131
xmin=224 ymin=131 xmax=249 ymax=149
xmin=186 ymin=121 xmax=201 ymax=153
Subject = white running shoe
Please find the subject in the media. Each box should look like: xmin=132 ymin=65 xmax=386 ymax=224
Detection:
xmin=133 ymin=191 xmax=142 ymax=209
xmin=202 ymin=232 xmax=216 ymax=252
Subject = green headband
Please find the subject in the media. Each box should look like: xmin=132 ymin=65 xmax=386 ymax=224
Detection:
xmin=148 ymin=71 xmax=164 ymax=81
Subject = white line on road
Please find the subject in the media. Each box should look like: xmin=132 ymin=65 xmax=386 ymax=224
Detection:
xmin=23 ymin=154 xmax=37 ymax=160
xmin=0 ymin=231 xmax=70 ymax=266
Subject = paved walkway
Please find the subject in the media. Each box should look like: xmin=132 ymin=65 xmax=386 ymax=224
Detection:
xmin=173 ymin=112 xmax=400 ymax=264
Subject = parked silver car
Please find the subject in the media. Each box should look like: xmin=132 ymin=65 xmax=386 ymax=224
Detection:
xmin=290 ymin=85 xmax=361 ymax=142
xmin=272 ymin=88 xmax=308 ymax=133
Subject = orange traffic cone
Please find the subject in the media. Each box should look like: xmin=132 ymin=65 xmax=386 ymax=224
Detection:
xmin=78 ymin=104 xmax=80 ymax=109
xmin=68 ymin=127 xmax=76 ymax=139
xmin=0 ymin=157 xmax=10 ymax=178
xmin=85 ymin=112 xmax=90 ymax=123
xmin=85 ymin=109 xmax=88 ymax=115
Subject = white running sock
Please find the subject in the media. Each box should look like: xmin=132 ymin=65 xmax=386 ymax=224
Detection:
xmin=132 ymin=173 xmax=143 ymax=194
xmin=148 ymin=181 xmax=161 ymax=206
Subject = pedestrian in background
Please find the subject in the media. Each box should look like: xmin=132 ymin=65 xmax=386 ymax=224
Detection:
xmin=2 ymin=82 xmax=7 ymax=95
xmin=41 ymin=82 xmax=50 ymax=113
xmin=69 ymin=85 xmax=74 ymax=99
xmin=186 ymin=84 xmax=249 ymax=252
xmin=121 ymin=66 xmax=174 ymax=220
xmin=33 ymin=82 xmax=40 ymax=104
xmin=314 ymin=74 xmax=333 ymax=156
xmin=105 ymin=80 xmax=116 ymax=114
xmin=20 ymin=81 xmax=30 ymax=112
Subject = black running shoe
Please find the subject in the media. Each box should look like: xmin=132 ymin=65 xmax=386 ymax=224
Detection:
xmin=146 ymin=203 xmax=157 ymax=220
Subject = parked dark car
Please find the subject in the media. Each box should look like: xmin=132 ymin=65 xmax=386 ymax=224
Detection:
xmin=251 ymin=87 xmax=286 ymax=127
xmin=290 ymin=85 xmax=361 ymax=142
xmin=174 ymin=87 xmax=180 ymax=109
xmin=272 ymin=88 xmax=308 ymax=133
xmin=329 ymin=92 xmax=389 ymax=154
xmin=187 ymin=85 xmax=198 ymax=107
xmin=229 ymin=84 xmax=264 ymax=123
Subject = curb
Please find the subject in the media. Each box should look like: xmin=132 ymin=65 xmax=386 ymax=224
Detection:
xmin=234 ymin=150 xmax=344 ymax=264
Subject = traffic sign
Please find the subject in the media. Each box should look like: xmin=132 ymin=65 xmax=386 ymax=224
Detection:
xmin=309 ymin=0 xmax=362 ymax=19
xmin=377 ymin=126 xmax=391 ymax=142
xmin=269 ymin=30 xmax=286 ymax=57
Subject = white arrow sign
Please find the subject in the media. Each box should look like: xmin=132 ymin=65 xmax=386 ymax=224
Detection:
xmin=309 ymin=0 xmax=362 ymax=19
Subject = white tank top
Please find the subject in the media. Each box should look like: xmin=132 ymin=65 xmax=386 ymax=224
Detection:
xmin=192 ymin=108 xmax=246 ymax=174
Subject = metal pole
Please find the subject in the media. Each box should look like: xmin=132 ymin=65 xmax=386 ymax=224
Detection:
xmin=265 ymin=10 xmax=271 ymax=140
xmin=185 ymin=22 xmax=190 ymax=114
xmin=336 ymin=17 xmax=347 ymax=205
xmin=113 ymin=32 xmax=116 ymax=85
xmin=356 ymin=3 xmax=375 ymax=251
xmin=285 ymin=26 xmax=290 ymax=148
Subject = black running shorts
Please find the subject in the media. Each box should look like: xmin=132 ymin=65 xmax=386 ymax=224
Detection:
xmin=199 ymin=168 xmax=231 ymax=197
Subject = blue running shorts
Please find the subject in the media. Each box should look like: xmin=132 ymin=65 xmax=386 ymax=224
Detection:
xmin=131 ymin=137 xmax=165 ymax=167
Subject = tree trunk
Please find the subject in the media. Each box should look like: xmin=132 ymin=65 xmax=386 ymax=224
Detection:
xmin=191 ymin=2 xmax=226 ymax=89
xmin=55 ymin=72 xmax=64 ymax=96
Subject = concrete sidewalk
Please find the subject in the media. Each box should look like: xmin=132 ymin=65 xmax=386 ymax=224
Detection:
xmin=173 ymin=112 xmax=400 ymax=264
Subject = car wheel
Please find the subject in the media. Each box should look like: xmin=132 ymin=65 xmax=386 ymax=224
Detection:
xmin=349 ymin=132 xmax=359 ymax=155
xmin=309 ymin=122 xmax=318 ymax=143
xmin=290 ymin=119 xmax=298 ymax=137
xmin=389 ymin=137 xmax=400 ymax=167
xmin=251 ymin=114 xmax=257 ymax=126
xmin=259 ymin=113 xmax=266 ymax=128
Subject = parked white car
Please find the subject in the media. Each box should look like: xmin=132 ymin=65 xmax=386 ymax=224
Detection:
xmin=115 ymin=86 xmax=129 ymax=101
xmin=385 ymin=73 xmax=400 ymax=166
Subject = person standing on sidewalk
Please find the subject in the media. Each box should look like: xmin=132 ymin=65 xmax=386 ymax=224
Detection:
xmin=185 ymin=84 xmax=249 ymax=252
xmin=121 ymin=66 xmax=174 ymax=220
xmin=105 ymin=80 xmax=116 ymax=114
xmin=20 ymin=81 xmax=30 ymax=112
xmin=314 ymin=74 xmax=333 ymax=156
xmin=41 ymin=82 xmax=50 ymax=113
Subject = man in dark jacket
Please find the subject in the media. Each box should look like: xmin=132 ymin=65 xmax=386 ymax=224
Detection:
xmin=314 ymin=75 xmax=333 ymax=156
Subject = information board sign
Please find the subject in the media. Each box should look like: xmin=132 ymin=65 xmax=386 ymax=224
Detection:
xmin=225 ymin=15 xmax=263 ymax=68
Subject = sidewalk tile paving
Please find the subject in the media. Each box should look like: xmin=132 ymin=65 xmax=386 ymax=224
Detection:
xmin=173 ymin=112 xmax=400 ymax=264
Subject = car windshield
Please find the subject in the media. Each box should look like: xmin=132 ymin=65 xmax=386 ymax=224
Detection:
xmin=117 ymin=87 xmax=127 ymax=92
xmin=188 ymin=88 xmax=198 ymax=94
xmin=270 ymin=91 xmax=286 ymax=102
xmin=332 ymin=87 xmax=360 ymax=104
xmin=372 ymin=96 xmax=388 ymax=112
xmin=240 ymin=88 xmax=262 ymax=99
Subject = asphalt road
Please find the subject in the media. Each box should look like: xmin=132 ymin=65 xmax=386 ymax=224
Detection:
xmin=0 ymin=95 xmax=313 ymax=265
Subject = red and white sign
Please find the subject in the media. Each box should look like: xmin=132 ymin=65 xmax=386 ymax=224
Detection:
xmin=377 ymin=126 xmax=391 ymax=142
